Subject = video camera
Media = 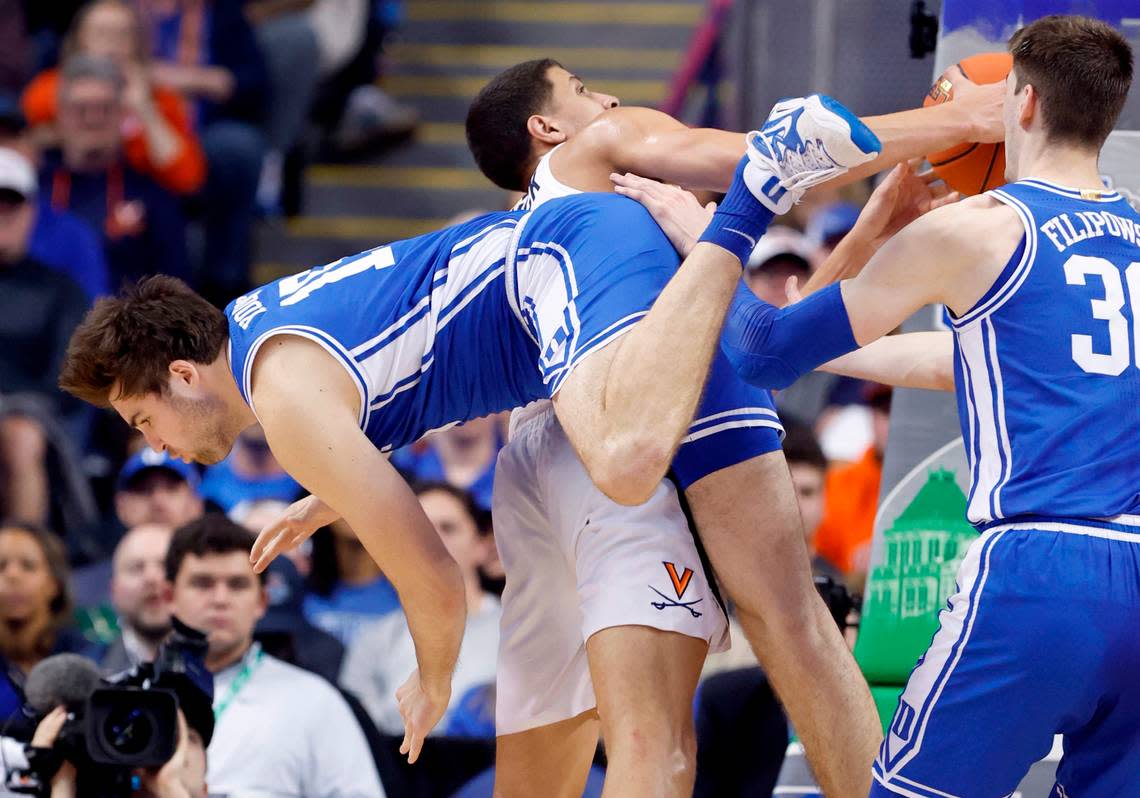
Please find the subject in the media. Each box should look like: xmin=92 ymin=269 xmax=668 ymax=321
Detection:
xmin=6 ymin=618 xmax=214 ymax=798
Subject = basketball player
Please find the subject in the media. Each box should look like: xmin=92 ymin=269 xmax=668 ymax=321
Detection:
xmin=462 ymin=60 xmax=997 ymax=796
xmin=58 ymin=97 xmax=879 ymax=794
xmin=685 ymin=15 xmax=1137 ymax=796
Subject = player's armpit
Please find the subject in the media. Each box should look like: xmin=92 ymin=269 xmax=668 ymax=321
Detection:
xmin=820 ymin=331 xmax=955 ymax=392
xmin=249 ymin=337 xmax=465 ymax=693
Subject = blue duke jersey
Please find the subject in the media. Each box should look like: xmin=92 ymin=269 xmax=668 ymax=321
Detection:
xmin=226 ymin=211 xmax=546 ymax=452
xmin=226 ymin=191 xmax=784 ymax=485
xmin=950 ymin=179 xmax=1140 ymax=525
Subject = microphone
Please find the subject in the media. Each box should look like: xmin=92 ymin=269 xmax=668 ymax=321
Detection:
xmin=23 ymin=654 xmax=102 ymax=714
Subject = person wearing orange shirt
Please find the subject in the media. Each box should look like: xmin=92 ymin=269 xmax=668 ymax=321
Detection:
xmin=813 ymin=384 xmax=891 ymax=593
xmin=21 ymin=0 xmax=206 ymax=196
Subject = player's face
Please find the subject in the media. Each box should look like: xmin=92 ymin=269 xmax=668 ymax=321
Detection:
xmin=543 ymin=66 xmax=620 ymax=138
xmin=112 ymin=378 xmax=236 ymax=466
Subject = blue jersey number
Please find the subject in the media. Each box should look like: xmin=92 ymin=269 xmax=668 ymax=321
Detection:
xmin=279 ymin=246 xmax=396 ymax=306
xmin=1064 ymin=255 xmax=1140 ymax=376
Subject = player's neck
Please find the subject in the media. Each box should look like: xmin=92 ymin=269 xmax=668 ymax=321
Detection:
xmin=217 ymin=339 xmax=258 ymax=431
xmin=1016 ymin=140 xmax=1103 ymax=192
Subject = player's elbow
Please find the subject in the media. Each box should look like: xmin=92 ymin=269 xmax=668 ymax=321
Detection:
xmin=587 ymin=435 xmax=671 ymax=506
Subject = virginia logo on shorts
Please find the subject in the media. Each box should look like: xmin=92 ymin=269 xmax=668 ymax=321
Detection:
xmin=650 ymin=562 xmax=703 ymax=618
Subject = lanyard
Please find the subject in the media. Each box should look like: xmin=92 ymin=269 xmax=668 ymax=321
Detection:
xmin=213 ymin=643 xmax=264 ymax=721
xmin=51 ymin=164 xmax=125 ymax=236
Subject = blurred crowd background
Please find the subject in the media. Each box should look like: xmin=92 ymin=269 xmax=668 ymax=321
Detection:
xmin=0 ymin=1 xmax=950 ymax=795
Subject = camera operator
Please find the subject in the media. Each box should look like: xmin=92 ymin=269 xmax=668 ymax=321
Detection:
xmin=26 ymin=706 xmax=205 ymax=798
xmin=166 ymin=515 xmax=383 ymax=797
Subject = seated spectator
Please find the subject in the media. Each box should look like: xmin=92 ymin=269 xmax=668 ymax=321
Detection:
xmin=0 ymin=95 xmax=110 ymax=301
xmin=814 ymin=384 xmax=892 ymax=593
xmin=392 ymin=415 xmax=501 ymax=511
xmin=101 ymin=522 xmax=173 ymax=672
xmin=21 ymin=0 xmax=207 ymax=196
xmin=303 ymin=518 xmax=399 ymax=646
xmin=0 ymin=146 xmax=90 ymax=528
xmin=341 ymin=483 xmax=499 ymax=739
xmin=167 ymin=514 xmax=383 ymax=797
xmin=0 ymin=521 xmax=93 ymax=724
xmin=138 ymin=0 xmax=270 ymax=301
xmin=255 ymin=556 xmax=344 ymax=684
xmin=781 ymin=421 xmax=844 ymax=584
xmin=40 ymin=54 xmax=190 ymax=287
xmin=200 ymin=425 xmax=301 ymax=514
xmin=804 ymin=200 xmax=861 ymax=258
xmin=115 ymin=447 xmax=204 ymax=530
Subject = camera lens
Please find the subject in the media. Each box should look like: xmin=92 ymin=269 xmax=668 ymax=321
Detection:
xmin=101 ymin=705 xmax=156 ymax=756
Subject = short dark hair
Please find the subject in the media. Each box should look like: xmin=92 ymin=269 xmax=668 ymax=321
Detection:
xmin=781 ymin=420 xmax=827 ymax=472
xmin=165 ymin=514 xmax=265 ymax=584
xmin=412 ymin=481 xmax=491 ymax=534
xmin=1009 ymin=15 xmax=1133 ymax=149
xmin=466 ymin=58 xmax=563 ymax=191
xmin=59 ymin=276 xmax=228 ymax=407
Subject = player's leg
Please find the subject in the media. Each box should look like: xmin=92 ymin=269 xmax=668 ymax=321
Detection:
xmin=870 ymin=525 xmax=1122 ymax=797
xmin=494 ymin=712 xmax=600 ymax=798
xmin=686 ymin=452 xmax=881 ymax=798
xmin=586 ymin=626 xmax=707 ymax=798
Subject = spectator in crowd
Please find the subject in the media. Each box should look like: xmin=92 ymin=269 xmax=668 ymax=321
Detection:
xmin=255 ymin=555 xmax=344 ymax=683
xmin=40 ymin=54 xmax=190 ymax=287
xmin=100 ymin=522 xmax=173 ymax=672
xmin=115 ymin=447 xmax=204 ymax=531
xmin=303 ymin=518 xmax=399 ymax=646
xmin=0 ymin=0 xmax=31 ymax=94
xmin=0 ymin=99 xmax=110 ymax=301
xmin=743 ymin=225 xmax=869 ymax=430
xmin=781 ymin=421 xmax=844 ymax=583
xmin=392 ymin=415 xmax=501 ymax=511
xmin=244 ymin=0 xmax=321 ymax=213
xmin=200 ymin=425 xmax=301 ymax=514
xmin=341 ymin=482 xmax=499 ymax=738
xmin=814 ymin=384 xmax=892 ymax=592
xmin=805 ymin=201 xmax=861 ymax=259
xmin=21 ymin=0 xmax=207 ymax=196
xmin=0 ymin=521 xmax=91 ymax=723
xmin=167 ymin=514 xmax=383 ymax=797
xmin=136 ymin=0 xmax=270 ymax=301
xmin=0 ymin=146 xmax=90 ymax=528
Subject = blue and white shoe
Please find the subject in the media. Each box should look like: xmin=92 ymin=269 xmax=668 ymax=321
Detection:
xmin=742 ymin=94 xmax=882 ymax=214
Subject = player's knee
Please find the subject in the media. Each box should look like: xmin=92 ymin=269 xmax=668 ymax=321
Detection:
xmin=606 ymin=714 xmax=696 ymax=778
xmin=589 ymin=435 xmax=672 ymax=506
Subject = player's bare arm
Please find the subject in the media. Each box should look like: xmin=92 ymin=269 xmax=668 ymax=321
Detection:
xmin=553 ymin=69 xmax=1001 ymax=194
xmin=248 ymin=336 xmax=465 ymax=762
xmin=820 ymin=331 xmax=955 ymax=391
xmin=724 ymin=196 xmax=1023 ymax=388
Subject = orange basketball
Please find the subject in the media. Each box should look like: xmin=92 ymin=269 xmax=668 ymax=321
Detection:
xmin=923 ymin=52 xmax=1012 ymax=195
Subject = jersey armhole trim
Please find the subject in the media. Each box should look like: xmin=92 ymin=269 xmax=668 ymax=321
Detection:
xmin=242 ymin=325 xmax=371 ymax=432
xmin=949 ymin=189 xmax=1036 ymax=330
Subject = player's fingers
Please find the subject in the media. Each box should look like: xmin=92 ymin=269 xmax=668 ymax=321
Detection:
xmin=705 ymin=202 xmax=717 ymax=213
xmin=407 ymin=727 xmax=424 ymax=764
xmin=931 ymin=191 xmax=962 ymax=210
xmin=612 ymin=184 xmax=645 ymax=203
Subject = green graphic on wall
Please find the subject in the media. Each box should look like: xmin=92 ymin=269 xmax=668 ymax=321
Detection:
xmin=855 ymin=468 xmax=978 ymax=683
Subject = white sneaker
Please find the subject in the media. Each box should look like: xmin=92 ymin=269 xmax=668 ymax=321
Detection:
xmin=743 ymin=94 xmax=882 ymax=214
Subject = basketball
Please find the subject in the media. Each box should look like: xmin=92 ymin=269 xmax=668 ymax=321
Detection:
xmin=923 ymin=52 xmax=1012 ymax=195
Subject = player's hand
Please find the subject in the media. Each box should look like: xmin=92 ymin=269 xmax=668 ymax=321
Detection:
xmin=250 ymin=494 xmax=340 ymax=573
xmin=854 ymin=160 xmax=960 ymax=253
xmin=395 ymin=670 xmax=450 ymax=764
xmin=611 ymin=172 xmax=716 ymax=258
xmin=941 ymin=64 xmax=1005 ymax=143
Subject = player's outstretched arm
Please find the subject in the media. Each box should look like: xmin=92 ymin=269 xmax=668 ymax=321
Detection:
xmin=820 ymin=331 xmax=955 ymax=391
xmin=249 ymin=337 xmax=464 ymax=760
xmin=723 ymin=198 xmax=1011 ymax=388
xmin=570 ymin=69 xmax=1000 ymax=193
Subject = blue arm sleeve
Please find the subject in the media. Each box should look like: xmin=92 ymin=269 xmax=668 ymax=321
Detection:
xmin=722 ymin=282 xmax=859 ymax=389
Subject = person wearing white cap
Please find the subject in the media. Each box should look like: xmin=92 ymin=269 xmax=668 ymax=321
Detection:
xmin=0 ymin=145 xmax=90 ymax=528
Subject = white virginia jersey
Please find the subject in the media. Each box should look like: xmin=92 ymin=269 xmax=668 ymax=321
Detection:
xmin=950 ymin=179 xmax=1140 ymax=526
xmin=513 ymin=145 xmax=582 ymax=211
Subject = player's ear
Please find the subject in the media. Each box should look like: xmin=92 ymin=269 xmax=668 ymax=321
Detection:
xmin=1018 ymin=83 xmax=1037 ymax=129
xmin=527 ymin=112 xmax=567 ymax=145
xmin=168 ymin=359 xmax=198 ymax=388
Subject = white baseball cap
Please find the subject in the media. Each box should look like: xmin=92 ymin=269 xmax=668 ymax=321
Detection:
xmin=745 ymin=225 xmax=816 ymax=272
xmin=0 ymin=147 xmax=36 ymax=201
